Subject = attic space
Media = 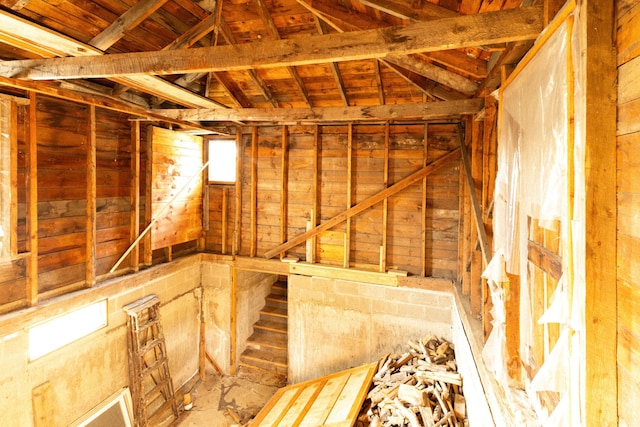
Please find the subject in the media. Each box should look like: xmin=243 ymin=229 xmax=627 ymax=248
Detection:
xmin=0 ymin=0 xmax=632 ymax=426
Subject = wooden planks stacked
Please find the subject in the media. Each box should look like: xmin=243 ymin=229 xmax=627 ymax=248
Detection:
xmin=357 ymin=336 xmax=466 ymax=427
xmin=251 ymin=362 xmax=378 ymax=426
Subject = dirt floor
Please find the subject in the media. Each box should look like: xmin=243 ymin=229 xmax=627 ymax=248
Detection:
xmin=176 ymin=367 xmax=287 ymax=426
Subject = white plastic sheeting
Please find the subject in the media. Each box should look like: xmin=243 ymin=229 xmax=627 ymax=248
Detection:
xmin=481 ymin=251 xmax=510 ymax=387
xmin=494 ymin=4 xmax=586 ymax=426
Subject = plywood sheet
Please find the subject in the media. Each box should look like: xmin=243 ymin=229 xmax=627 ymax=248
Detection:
xmin=250 ymin=363 xmax=377 ymax=427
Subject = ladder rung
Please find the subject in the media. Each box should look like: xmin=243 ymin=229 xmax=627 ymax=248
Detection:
xmin=139 ymin=338 xmax=164 ymax=355
xmin=140 ymin=356 xmax=169 ymax=378
xmin=134 ymin=317 xmax=161 ymax=334
xmin=143 ymin=377 xmax=172 ymax=402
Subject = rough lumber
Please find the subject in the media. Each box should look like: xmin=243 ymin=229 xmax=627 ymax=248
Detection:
xmin=264 ymin=147 xmax=460 ymax=259
xmin=458 ymin=124 xmax=490 ymax=266
xmin=89 ymin=0 xmax=170 ymax=50
xmin=358 ymin=0 xmax=457 ymax=21
xmin=0 ymin=76 xmax=220 ymax=134
xmin=86 ymin=105 xmax=97 ymax=287
xmin=580 ymin=0 xmax=617 ymax=425
xmin=0 ymin=9 xmax=224 ymax=110
xmin=153 ymin=99 xmax=484 ymax=123
xmin=26 ymin=92 xmax=37 ymax=306
xmin=359 ymin=336 xmax=466 ymax=426
xmin=0 ymin=7 xmax=543 ymax=79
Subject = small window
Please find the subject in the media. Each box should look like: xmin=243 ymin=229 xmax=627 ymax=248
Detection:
xmin=208 ymin=140 xmax=236 ymax=183
xmin=29 ymin=300 xmax=107 ymax=361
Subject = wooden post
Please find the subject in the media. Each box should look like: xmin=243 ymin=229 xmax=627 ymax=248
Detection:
xmin=380 ymin=122 xmax=389 ymax=273
xmin=470 ymin=117 xmax=484 ymax=315
xmin=310 ymin=125 xmax=319 ymax=263
xmin=2 ymin=99 xmax=19 ymax=258
xmin=344 ymin=123 xmax=352 ymax=268
xmin=234 ymin=126 xmax=242 ymax=255
xmin=200 ymin=137 xmax=209 ymax=252
xmin=579 ymin=0 xmax=617 ymax=425
xmin=230 ymin=267 xmax=237 ymax=375
xmin=250 ymin=126 xmax=258 ymax=257
xmin=221 ymin=187 xmax=228 ymax=254
xmin=143 ymin=126 xmax=153 ymax=266
xmin=26 ymin=92 xmax=38 ymax=306
xmin=421 ymin=123 xmax=428 ymax=277
xmin=199 ymin=321 xmax=206 ymax=380
xmin=130 ymin=121 xmax=140 ymax=272
xmin=280 ymin=125 xmax=289 ymax=259
xmin=86 ymin=105 xmax=96 ymax=287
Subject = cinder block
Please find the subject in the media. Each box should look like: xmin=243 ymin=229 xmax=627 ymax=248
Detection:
xmin=372 ymin=298 xmax=398 ymax=315
xmin=424 ymin=307 xmax=453 ymax=324
xmin=384 ymin=286 xmax=412 ymax=303
xmin=395 ymin=302 xmax=428 ymax=319
xmin=408 ymin=290 xmax=444 ymax=307
xmin=335 ymin=280 xmax=361 ymax=296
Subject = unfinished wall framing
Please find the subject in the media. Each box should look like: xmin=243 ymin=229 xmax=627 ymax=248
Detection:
xmin=206 ymin=122 xmax=462 ymax=279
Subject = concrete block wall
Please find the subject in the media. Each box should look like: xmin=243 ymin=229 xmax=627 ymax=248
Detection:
xmin=200 ymin=255 xmax=277 ymax=373
xmin=201 ymin=260 xmax=233 ymax=373
xmin=235 ymin=270 xmax=278 ymax=355
xmin=288 ymin=274 xmax=454 ymax=383
xmin=0 ymin=257 xmax=201 ymax=426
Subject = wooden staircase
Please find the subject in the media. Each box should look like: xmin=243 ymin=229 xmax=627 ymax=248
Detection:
xmin=239 ymin=279 xmax=288 ymax=378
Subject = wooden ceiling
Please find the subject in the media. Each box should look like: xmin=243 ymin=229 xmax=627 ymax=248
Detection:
xmin=0 ymin=0 xmax=544 ymax=130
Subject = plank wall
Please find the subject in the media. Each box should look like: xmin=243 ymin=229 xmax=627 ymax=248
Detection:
xmin=616 ymin=0 xmax=640 ymax=424
xmin=0 ymin=94 xmax=203 ymax=315
xmin=206 ymin=122 xmax=461 ymax=279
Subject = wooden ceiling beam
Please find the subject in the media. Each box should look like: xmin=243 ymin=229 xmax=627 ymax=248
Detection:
xmin=0 ymin=75 xmax=224 ymax=133
xmin=0 ymin=6 xmax=543 ymax=80
xmin=0 ymin=9 xmax=224 ymax=109
xmin=254 ymin=0 xmax=312 ymax=107
xmin=358 ymin=0 xmax=458 ymax=21
xmin=218 ymin=17 xmax=279 ymax=107
xmin=300 ymin=0 xmax=486 ymax=87
xmin=385 ymin=55 xmax=478 ymax=95
xmin=89 ymin=0 xmax=170 ymax=51
xmin=162 ymin=13 xmax=218 ymax=51
xmin=316 ymin=19 xmax=349 ymax=106
xmin=304 ymin=2 xmax=464 ymax=100
xmin=152 ymin=98 xmax=483 ymax=122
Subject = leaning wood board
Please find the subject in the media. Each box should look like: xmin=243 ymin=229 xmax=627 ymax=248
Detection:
xmin=250 ymin=363 xmax=377 ymax=427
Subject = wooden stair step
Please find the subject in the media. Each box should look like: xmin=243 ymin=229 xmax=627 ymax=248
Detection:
xmin=255 ymin=318 xmax=287 ymax=334
xmin=261 ymin=304 xmax=288 ymax=319
xmin=240 ymin=347 xmax=288 ymax=374
xmin=266 ymin=293 xmax=287 ymax=304
xmin=271 ymin=281 xmax=288 ymax=297
xmin=247 ymin=329 xmax=287 ymax=350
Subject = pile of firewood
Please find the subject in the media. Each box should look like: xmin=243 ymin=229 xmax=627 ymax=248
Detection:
xmin=357 ymin=335 xmax=467 ymax=427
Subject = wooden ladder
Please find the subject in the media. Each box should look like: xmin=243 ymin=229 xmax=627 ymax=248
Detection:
xmin=123 ymin=295 xmax=179 ymax=427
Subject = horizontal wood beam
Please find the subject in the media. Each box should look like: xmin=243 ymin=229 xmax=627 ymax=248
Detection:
xmin=290 ymin=263 xmax=398 ymax=286
xmin=0 ymin=75 xmax=224 ymax=134
xmin=0 ymin=6 xmax=543 ymax=80
xmin=527 ymin=240 xmax=562 ymax=281
xmin=0 ymin=9 xmax=224 ymax=110
xmin=154 ymin=99 xmax=483 ymax=122
xmin=264 ymin=147 xmax=460 ymax=258
xmin=89 ymin=0 xmax=170 ymax=51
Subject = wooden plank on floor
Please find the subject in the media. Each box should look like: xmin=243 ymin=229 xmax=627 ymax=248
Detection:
xmin=252 ymin=363 xmax=377 ymax=427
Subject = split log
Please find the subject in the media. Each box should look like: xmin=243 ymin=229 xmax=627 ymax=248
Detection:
xmin=358 ymin=335 xmax=466 ymax=426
